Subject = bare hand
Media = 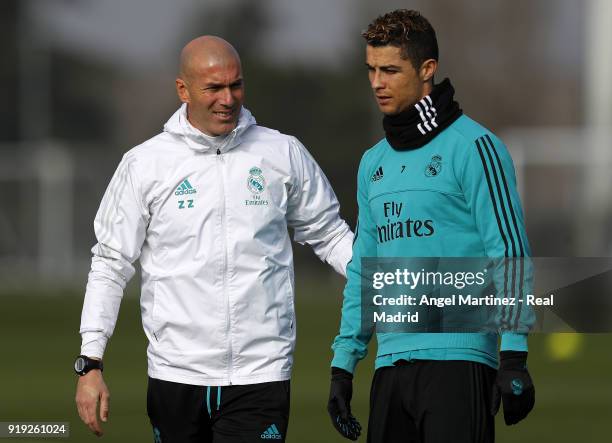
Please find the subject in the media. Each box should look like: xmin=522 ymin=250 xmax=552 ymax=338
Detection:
xmin=75 ymin=370 xmax=110 ymax=436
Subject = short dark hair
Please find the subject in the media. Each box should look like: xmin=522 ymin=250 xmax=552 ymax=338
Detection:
xmin=362 ymin=9 xmax=438 ymax=70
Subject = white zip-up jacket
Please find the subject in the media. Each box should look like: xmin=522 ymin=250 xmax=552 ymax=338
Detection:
xmin=79 ymin=105 xmax=353 ymax=385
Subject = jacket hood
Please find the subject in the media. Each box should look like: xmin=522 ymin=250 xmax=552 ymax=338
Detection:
xmin=163 ymin=103 xmax=256 ymax=153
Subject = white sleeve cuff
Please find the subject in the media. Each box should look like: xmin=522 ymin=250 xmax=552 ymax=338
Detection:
xmin=80 ymin=331 xmax=108 ymax=359
xmin=326 ymin=231 xmax=354 ymax=278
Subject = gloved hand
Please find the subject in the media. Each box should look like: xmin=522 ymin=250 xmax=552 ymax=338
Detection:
xmin=491 ymin=351 xmax=535 ymax=425
xmin=327 ymin=367 xmax=362 ymax=440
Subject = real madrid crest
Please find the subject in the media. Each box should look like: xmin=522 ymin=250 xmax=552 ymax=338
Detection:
xmin=245 ymin=166 xmax=270 ymax=206
xmin=425 ymin=154 xmax=442 ymax=177
xmin=247 ymin=166 xmax=266 ymax=194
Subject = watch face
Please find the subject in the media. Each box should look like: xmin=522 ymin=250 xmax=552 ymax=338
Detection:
xmin=75 ymin=357 xmax=86 ymax=373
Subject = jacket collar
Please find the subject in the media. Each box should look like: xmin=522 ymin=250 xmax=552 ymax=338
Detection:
xmin=163 ymin=103 xmax=256 ymax=153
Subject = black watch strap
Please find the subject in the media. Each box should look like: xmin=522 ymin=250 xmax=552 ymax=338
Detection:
xmin=74 ymin=355 xmax=103 ymax=376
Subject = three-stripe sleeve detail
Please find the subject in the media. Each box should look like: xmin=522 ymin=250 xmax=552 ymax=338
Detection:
xmin=484 ymin=134 xmax=526 ymax=330
xmin=475 ymin=135 xmax=525 ymax=330
xmin=484 ymin=134 xmax=525 ymax=257
xmin=97 ymin=159 xmax=130 ymax=247
xmin=475 ymin=139 xmax=509 ymax=255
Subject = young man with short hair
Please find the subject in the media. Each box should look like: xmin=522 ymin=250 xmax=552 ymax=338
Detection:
xmin=328 ymin=10 xmax=535 ymax=443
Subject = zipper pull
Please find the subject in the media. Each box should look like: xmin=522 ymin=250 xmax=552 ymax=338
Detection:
xmin=216 ymin=148 xmax=221 ymax=155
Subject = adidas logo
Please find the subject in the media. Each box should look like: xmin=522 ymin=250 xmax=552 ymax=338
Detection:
xmin=175 ymin=178 xmax=197 ymax=196
xmin=371 ymin=166 xmax=384 ymax=182
xmin=260 ymin=424 xmax=282 ymax=440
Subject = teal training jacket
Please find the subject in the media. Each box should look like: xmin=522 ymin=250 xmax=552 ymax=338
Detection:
xmin=331 ymin=114 xmax=531 ymax=373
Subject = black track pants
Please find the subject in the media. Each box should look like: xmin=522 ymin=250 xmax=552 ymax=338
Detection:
xmin=147 ymin=377 xmax=290 ymax=443
xmin=367 ymin=360 xmax=496 ymax=443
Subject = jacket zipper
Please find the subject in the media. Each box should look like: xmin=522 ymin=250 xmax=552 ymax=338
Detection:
xmin=217 ymin=147 xmax=233 ymax=384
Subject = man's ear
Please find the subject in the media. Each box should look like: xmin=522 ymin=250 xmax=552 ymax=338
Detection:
xmin=176 ymin=78 xmax=190 ymax=103
xmin=420 ymin=59 xmax=438 ymax=83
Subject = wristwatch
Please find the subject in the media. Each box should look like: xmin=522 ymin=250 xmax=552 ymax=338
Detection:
xmin=74 ymin=355 xmax=103 ymax=376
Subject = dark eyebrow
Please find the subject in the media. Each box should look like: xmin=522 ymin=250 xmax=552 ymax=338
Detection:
xmin=364 ymin=63 xmax=401 ymax=70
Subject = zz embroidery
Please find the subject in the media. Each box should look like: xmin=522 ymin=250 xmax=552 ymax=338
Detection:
xmin=178 ymin=200 xmax=194 ymax=209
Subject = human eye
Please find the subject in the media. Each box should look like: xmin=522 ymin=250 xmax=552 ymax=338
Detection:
xmin=203 ymin=85 xmax=222 ymax=93
xmin=382 ymin=67 xmax=398 ymax=74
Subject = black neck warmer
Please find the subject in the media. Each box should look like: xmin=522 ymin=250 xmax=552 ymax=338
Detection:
xmin=383 ymin=78 xmax=463 ymax=150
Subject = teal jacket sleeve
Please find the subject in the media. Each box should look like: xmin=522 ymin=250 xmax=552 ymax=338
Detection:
xmin=331 ymin=152 xmax=378 ymax=373
xmin=461 ymin=133 xmax=533 ymax=351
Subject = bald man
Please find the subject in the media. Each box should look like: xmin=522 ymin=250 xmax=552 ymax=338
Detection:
xmin=75 ymin=36 xmax=353 ymax=442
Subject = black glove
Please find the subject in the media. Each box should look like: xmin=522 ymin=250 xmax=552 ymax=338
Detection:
xmin=327 ymin=367 xmax=362 ymax=440
xmin=491 ymin=351 xmax=535 ymax=425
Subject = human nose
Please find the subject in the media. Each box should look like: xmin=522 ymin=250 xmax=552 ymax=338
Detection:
xmin=218 ymin=87 xmax=235 ymax=107
xmin=370 ymin=70 xmax=383 ymax=91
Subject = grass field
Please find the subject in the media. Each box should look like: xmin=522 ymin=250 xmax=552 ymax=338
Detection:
xmin=1 ymin=277 xmax=610 ymax=442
